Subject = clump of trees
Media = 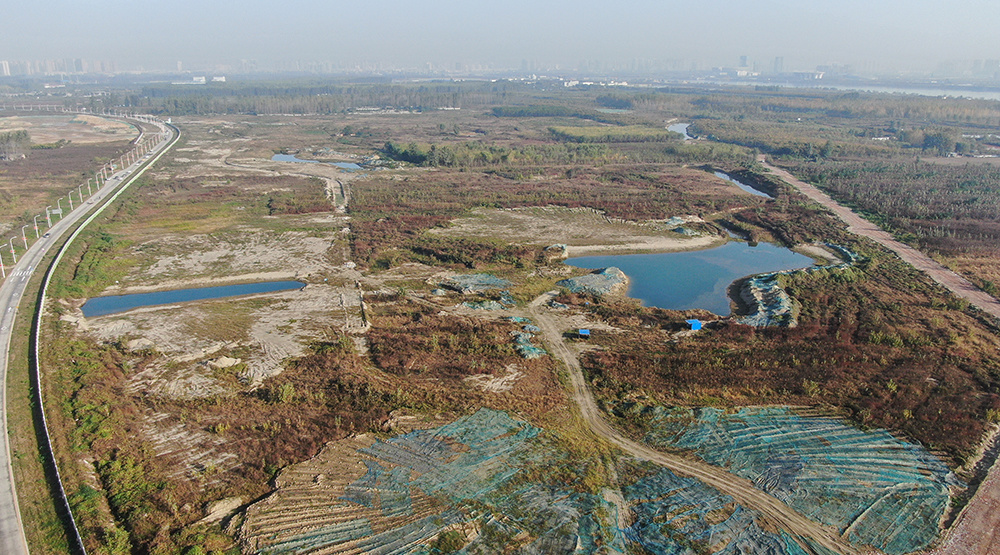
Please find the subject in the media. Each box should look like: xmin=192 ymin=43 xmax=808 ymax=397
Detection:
xmin=379 ymin=140 xmax=618 ymax=167
xmin=0 ymin=129 xmax=30 ymax=160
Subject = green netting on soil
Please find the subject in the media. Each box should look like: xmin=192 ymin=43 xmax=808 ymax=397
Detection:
xmin=255 ymin=409 xmax=625 ymax=554
xmin=461 ymin=300 xmax=506 ymax=310
xmin=736 ymin=272 xmax=796 ymax=327
xmin=557 ymin=267 xmax=627 ymax=296
xmin=441 ymin=273 xmax=514 ymax=294
xmin=513 ymin=331 xmax=547 ymax=359
xmin=257 ymin=407 xmax=910 ymax=554
xmin=737 ymin=244 xmax=859 ymax=328
xmin=643 ymin=406 xmax=954 ymax=553
xmin=624 ymin=467 xmax=820 ymax=555
xmin=259 ymin=519 xmax=375 ymax=554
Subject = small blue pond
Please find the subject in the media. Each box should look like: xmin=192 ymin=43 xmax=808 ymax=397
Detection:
xmin=82 ymin=280 xmax=305 ymax=318
xmin=714 ymin=171 xmax=772 ymax=198
xmin=271 ymin=153 xmax=361 ymax=170
xmin=566 ymin=242 xmax=813 ymax=315
xmin=667 ymin=123 xmax=693 ymax=141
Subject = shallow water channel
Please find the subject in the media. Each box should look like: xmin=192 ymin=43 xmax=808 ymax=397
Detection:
xmin=714 ymin=170 xmax=772 ymax=198
xmin=566 ymin=242 xmax=814 ymax=315
xmin=82 ymin=280 xmax=305 ymax=317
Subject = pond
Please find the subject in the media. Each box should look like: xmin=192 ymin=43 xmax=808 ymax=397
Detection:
xmin=271 ymin=153 xmax=361 ymax=170
xmin=667 ymin=123 xmax=693 ymax=141
xmin=713 ymin=170 xmax=772 ymax=198
xmin=82 ymin=280 xmax=306 ymax=318
xmin=566 ymin=242 xmax=814 ymax=315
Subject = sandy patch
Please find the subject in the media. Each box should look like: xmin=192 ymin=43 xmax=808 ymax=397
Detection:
xmin=0 ymin=114 xmax=136 ymax=144
xmin=142 ymin=412 xmax=241 ymax=482
xmin=433 ymin=206 xmax=723 ymax=255
xmin=464 ymin=364 xmax=524 ymax=393
xmin=794 ymin=243 xmax=840 ymax=265
xmin=84 ymin=283 xmax=365 ymax=397
xmin=109 ymin=229 xmax=350 ymax=293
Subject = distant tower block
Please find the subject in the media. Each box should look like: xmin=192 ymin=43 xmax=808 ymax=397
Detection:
xmin=740 ymin=55 xmax=748 ymax=68
xmin=773 ymin=56 xmax=784 ymax=74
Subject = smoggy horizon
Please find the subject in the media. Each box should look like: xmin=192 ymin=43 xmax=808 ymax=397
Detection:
xmin=2 ymin=0 xmax=998 ymax=76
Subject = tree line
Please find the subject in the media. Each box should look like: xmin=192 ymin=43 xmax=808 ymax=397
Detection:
xmin=0 ymin=129 xmax=30 ymax=160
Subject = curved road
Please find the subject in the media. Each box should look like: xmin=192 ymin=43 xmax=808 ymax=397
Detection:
xmin=0 ymin=116 xmax=175 ymax=553
xmin=527 ymin=293 xmax=861 ymax=555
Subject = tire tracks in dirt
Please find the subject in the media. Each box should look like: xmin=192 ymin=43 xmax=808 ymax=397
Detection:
xmin=527 ymin=293 xmax=862 ymax=555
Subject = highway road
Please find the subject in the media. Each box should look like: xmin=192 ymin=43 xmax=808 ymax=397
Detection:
xmin=0 ymin=117 xmax=176 ymax=554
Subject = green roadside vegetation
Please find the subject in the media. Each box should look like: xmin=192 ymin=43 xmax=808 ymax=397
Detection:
xmin=8 ymin=262 xmax=71 ymax=554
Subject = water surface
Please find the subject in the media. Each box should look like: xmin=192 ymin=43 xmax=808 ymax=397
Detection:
xmin=667 ymin=123 xmax=693 ymax=141
xmin=566 ymin=242 xmax=813 ymax=315
xmin=83 ymin=280 xmax=305 ymax=317
xmin=714 ymin=171 xmax=772 ymax=198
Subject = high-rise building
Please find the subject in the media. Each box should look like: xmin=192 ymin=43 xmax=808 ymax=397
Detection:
xmin=0 ymin=61 xmax=9 ymax=77
xmin=773 ymin=56 xmax=784 ymax=74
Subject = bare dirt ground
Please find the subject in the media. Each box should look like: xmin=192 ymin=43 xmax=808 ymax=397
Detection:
xmin=526 ymin=291 xmax=862 ymax=555
xmin=432 ymin=206 xmax=722 ymax=255
xmin=0 ymin=114 xmax=136 ymax=144
xmin=931 ymin=462 xmax=1000 ymax=555
xmin=109 ymin=224 xmax=352 ymax=294
xmin=81 ymin=282 xmax=364 ymax=393
xmin=0 ymin=114 xmax=137 ymax=229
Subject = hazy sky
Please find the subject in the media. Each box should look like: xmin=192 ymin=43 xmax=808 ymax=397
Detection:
xmin=2 ymin=0 xmax=999 ymax=72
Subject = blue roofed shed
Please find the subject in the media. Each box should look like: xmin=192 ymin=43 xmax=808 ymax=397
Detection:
xmin=578 ymin=329 xmax=591 ymax=339
xmin=686 ymin=319 xmax=703 ymax=331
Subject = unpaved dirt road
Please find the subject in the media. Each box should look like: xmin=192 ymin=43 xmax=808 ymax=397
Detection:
xmin=528 ymin=293 xmax=861 ymax=555
xmin=760 ymin=158 xmax=1000 ymax=555
xmin=929 ymin=460 xmax=1000 ymax=555
xmin=759 ymin=158 xmax=1000 ymax=320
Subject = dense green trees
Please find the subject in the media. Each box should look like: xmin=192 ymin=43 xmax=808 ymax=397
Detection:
xmin=0 ymin=129 xmax=30 ymax=160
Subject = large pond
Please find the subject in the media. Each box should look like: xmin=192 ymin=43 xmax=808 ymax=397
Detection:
xmin=566 ymin=242 xmax=814 ymax=315
xmin=82 ymin=280 xmax=305 ymax=318
xmin=667 ymin=123 xmax=693 ymax=141
xmin=271 ymin=153 xmax=361 ymax=170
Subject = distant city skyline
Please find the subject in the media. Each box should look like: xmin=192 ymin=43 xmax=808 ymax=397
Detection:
xmin=2 ymin=1 xmax=999 ymax=78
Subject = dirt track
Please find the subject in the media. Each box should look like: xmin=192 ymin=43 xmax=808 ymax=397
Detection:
xmin=756 ymin=159 xmax=1000 ymax=555
xmin=759 ymin=159 xmax=1000 ymax=320
xmin=527 ymin=293 xmax=861 ymax=555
